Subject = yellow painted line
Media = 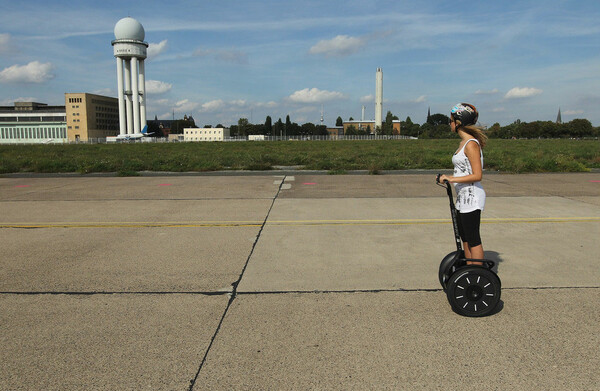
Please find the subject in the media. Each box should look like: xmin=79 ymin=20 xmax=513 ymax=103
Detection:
xmin=0 ymin=221 xmax=263 ymax=228
xmin=1 ymin=217 xmax=599 ymax=229
xmin=265 ymin=217 xmax=600 ymax=226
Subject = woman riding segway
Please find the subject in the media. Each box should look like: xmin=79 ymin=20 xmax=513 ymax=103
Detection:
xmin=438 ymin=103 xmax=487 ymax=264
xmin=436 ymin=103 xmax=501 ymax=317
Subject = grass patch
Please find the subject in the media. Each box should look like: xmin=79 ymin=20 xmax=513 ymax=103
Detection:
xmin=0 ymin=139 xmax=597 ymax=174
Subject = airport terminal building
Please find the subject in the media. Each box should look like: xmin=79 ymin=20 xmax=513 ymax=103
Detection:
xmin=0 ymin=102 xmax=67 ymax=144
xmin=0 ymin=93 xmax=120 ymax=144
xmin=65 ymin=93 xmax=119 ymax=142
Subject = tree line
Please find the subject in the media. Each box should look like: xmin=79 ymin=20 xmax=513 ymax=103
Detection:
xmin=151 ymin=112 xmax=599 ymax=139
xmin=230 ymin=115 xmax=329 ymax=137
xmin=400 ymin=115 xmax=599 ymax=139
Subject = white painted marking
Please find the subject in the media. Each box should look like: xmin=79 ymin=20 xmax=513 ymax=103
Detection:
xmin=458 ymin=285 xmax=464 ymax=290
xmin=467 ymin=277 xmax=471 ymax=284
xmin=281 ymin=184 xmax=292 ymax=190
xmin=486 ymin=293 xmax=494 ymax=296
xmin=484 ymin=283 xmax=491 ymax=288
xmin=285 ymin=176 xmax=295 ymax=182
xmin=483 ymin=301 xmax=488 ymax=307
xmin=463 ymin=303 xmax=468 ymax=309
xmin=477 ymin=276 xmax=481 ymax=283
xmin=474 ymin=304 xmax=477 ymax=312
xmin=456 ymin=296 xmax=464 ymax=299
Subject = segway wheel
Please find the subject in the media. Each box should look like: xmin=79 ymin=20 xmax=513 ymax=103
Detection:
xmin=438 ymin=251 xmax=463 ymax=290
xmin=446 ymin=267 xmax=501 ymax=317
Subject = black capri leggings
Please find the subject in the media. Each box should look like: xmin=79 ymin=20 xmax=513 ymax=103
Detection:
xmin=456 ymin=209 xmax=482 ymax=247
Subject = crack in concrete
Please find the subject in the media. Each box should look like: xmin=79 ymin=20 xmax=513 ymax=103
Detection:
xmin=188 ymin=175 xmax=286 ymax=390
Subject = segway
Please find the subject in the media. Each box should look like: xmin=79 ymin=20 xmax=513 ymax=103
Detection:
xmin=436 ymin=174 xmax=501 ymax=317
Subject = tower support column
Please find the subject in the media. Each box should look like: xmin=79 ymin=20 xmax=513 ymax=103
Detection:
xmin=131 ymin=57 xmax=140 ymax=134
xmin=139 ymin=60 xmax=146 ymax=130
xmin=123 ymin=60 xmax=133 ymax=135
xmin=116 ymin=58 xmax=126 ymax=136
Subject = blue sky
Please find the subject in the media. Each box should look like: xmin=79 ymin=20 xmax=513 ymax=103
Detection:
xmin=1 ymin=0 xmax=599 ymax=127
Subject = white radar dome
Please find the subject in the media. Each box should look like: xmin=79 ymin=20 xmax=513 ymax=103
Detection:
xmin=114 ymin=17 xmax=145 ymax=41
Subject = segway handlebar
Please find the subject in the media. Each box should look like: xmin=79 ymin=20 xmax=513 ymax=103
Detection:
xmin=436 ymin=174 xmax=453 ymax=197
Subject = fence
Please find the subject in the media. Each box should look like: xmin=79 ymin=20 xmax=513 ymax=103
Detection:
xmin=1 ymin=134 xmax=416 ymax=145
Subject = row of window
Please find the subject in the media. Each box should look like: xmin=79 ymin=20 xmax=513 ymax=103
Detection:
xmin=96 ymin=112 xmax=118 ymax=118
xmin=91 ymin=99 xmax=118 ymax=107
xmin=68 ymin=98 xmax=82 ymax=103
xmin=97 ymin=119 xmax=118 ymax=124
xmin=0 ymin=116 xmax=66 ymax=122
xmin=95 ymin=106 xmax=118 ymax=113
xmin=0 ymin=127 xmax=66 ymax=139
xmin=185 ymin=130 xmax=223 ymax=135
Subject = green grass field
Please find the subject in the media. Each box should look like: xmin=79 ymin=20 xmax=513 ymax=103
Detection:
xmin=1 ymin=139 xmax=598 ymax=175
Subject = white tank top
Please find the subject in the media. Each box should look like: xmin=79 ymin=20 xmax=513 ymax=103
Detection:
xmin=452 ymin=139 xmax=485 ymax=212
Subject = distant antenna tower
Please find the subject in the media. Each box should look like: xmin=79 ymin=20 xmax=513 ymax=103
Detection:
xmin=320 ymin=104 xmax=324 ymax=125
xmin=375 ymin=68 xmax=383 ymax=130
xmin=362 ymin=105 xmax=365 ymax=121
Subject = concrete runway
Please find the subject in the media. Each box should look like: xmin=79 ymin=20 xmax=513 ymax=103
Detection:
xmin=1 ymin=173 xmax=599 ymax=390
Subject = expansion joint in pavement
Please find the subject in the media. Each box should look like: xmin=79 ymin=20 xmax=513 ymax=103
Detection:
xmin=188 ymin=176 xmax=286 ymax=391
xmin=0 ymin=291 xmax=232 ymax=296
xmin=236 ymin=286 xmax=600 ymax=297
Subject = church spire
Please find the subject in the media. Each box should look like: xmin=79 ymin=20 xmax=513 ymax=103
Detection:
xmin=556 ymin=107 xmax=562 ymax=124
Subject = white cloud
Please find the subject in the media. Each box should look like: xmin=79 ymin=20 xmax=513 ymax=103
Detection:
xmin=147 ymin=40 xmax=168 ymax=59
xmin=255 ymin=101 xmax=278 ymax=108
xmin=504 ymin=87 xmax=542 ymax=99
xmin=146 ymin=80 xmax=172 ymax=94
xmin=288 ymin=88 xmax=346 ymax=103
xmin=0 ymin=61 xmax=54 ymax=83
xmin=201 ymin=99 xmax=225 ymax=112
xmin=492 ymin=107 xmax=506 ymax=112
xmin=412 ymin=95 xmax=426 ymax=103
xmin=1 ymin=97 xmax=37 ymax=105
xmin=92 ymin=88 xmax=113 ymax=96
xmin=475 ymin=88 xmax=499 ymax=95
xmin=230 ymin=99 xmax=247 ymax=107
xmin=309 ymin=35 xmax=367 ymax=57
xmin=153 ymin=98 xmax=170 ymax=106
xmin=563 ymin=110 xmax=584 ymax=115
xmin=360 ymin=94 xmax=374 ymax=103
xmin=174 ymin=99 xmax=200 ymax=112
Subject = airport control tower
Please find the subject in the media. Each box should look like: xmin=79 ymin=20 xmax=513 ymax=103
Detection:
xmin=111 ymin=17 xmax=148 ymax=139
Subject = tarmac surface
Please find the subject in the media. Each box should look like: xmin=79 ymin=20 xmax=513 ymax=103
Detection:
xmin=1 ymin=172 xmax=599 ymax=390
